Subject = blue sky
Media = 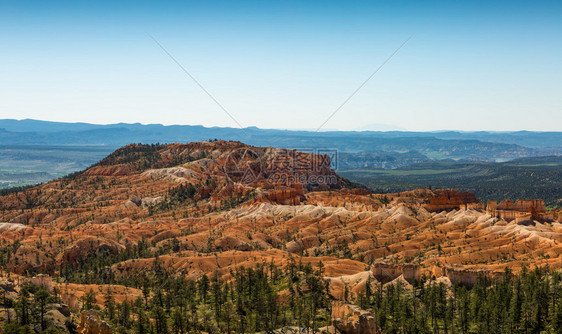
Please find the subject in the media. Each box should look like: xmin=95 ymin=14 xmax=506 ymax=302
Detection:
xmin=0 ymin=0 xmax=560 ymax=131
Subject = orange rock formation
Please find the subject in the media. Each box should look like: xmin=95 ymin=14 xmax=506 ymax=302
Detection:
xmin=487 ymin=199 xmax=553 ymax=222
xmin=423 ymin=189 xmax=481 ymax=212
xmin=77 ymin=310 xmax=112 ymax=334
xmin=332 ymin=301 xmax=377 ymax=334
xmin=0 ymin=140 xmax=559 ymax=325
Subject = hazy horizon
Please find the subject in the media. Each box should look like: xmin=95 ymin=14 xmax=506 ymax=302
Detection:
xmin=1 ymin=0 xmax=561 ymax=132
xmin=4 ymin=117 xmax=562 ymax=134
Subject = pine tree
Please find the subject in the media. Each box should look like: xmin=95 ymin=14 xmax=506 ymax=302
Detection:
xmin=103 ymin=290 xmax=116 ymax=321
xmin=152 ymin=306 xmax=169 ymax=334
xmin=16 ymin=289 xmax=30 ymax=327
xmin=119 ymin=300 xmax=131 ymax=328
xmin=82 ymin=289 xmax=97 ymax=311
xmin=198 ymin=274 xmax=209 ymax=303
xmin=34 ymin=288 xmax=50 ymax=331
xmin=171 ymin=308 xmax=183 ymax=334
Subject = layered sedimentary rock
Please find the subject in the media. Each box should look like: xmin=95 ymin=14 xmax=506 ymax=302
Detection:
xmin=423 ymin=190 xmax=480 ymax=212
xmin=255 ymin=186 xmax=304 ymax=205
xmin=332 ymin=301 xmax=377 ymax=334
xmin=443 ymin=266 xmax=503 ymax=286
xmin=466 ymin=202 xmax=485 ymax=210
xmin=487 ymin=199 xmax=552 ymax=222
xmin=371 ymin=262 xmax=421 ymax=284
xmin=371 ymin=263 xmax=505 ymax=287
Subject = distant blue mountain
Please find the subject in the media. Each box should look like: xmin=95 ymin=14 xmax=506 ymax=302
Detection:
xmin=0 ymin=119 xmax=560 ymax=161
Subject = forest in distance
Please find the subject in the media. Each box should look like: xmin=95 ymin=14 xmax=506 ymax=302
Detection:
xmin=339 ymin=156 xmax=562 ymax=208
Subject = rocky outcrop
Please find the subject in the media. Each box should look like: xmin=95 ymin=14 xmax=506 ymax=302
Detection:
xmin=488 ymin=199 xmax=546 ymax=214
xmin=259 ymin=187 xmax=303 ymax=205
xmin=466 ymin=202 xmax=485 ymax=210
xmin=124 ymin=196 xmax=164 ymax=209
xmin=77 ymin=310 xmax=112 ymax=334
xmin=58 ymin=237 xmax=125 ymax=266
xmin=332 ymin=301 xmax=377 ymax=334
xmin=50 ymin=303 xmax=71 ymax=317
xmin=371 ymin=262 xmax=421 ymax=284
xmin=0 ymin=222 xmax=31 ymax=233
xmin=141 ymin=196 xmax=164 ymax=208
xmin=371 ymin=263 xmax=503 ymax=287
xmin=0 ymin=279 xmax=15 ymax=292
xmin=28 ymin=274 xmax=54 ymax=292
xmin=286 ymin=236 xmax=320 ymax=253
xmin=423 ymin=190 xmax=480 ymax=212
xmin=487 ymin=199 xmax=552 ymax=222
xmin=142 ymin=166 xmax=200 ymax=183
xmin=443 ymin=266 xmax=503 ymax=287
xmin=325 ymin=271 xmax=375 ymax=300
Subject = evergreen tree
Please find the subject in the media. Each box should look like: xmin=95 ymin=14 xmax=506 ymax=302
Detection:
xmin=34 ymin=288 xmax=49 ymax=331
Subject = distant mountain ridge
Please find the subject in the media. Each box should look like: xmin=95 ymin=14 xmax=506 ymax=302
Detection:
xmin=1 ymin=119 xmax=560 ymax=146
xmin=0 ymin=119 xmax=560 ymax=191
xmin=1 ymin=119 xmax=560 ymax=159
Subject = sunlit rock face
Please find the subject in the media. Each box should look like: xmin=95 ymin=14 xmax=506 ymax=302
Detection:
xmin=77 ymin=310 xmax=113 ymax=334
xmin=487 ymin=199 xmax=553 ymax=222
xmin=332 ymin=301 xmax=376 ymax=334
